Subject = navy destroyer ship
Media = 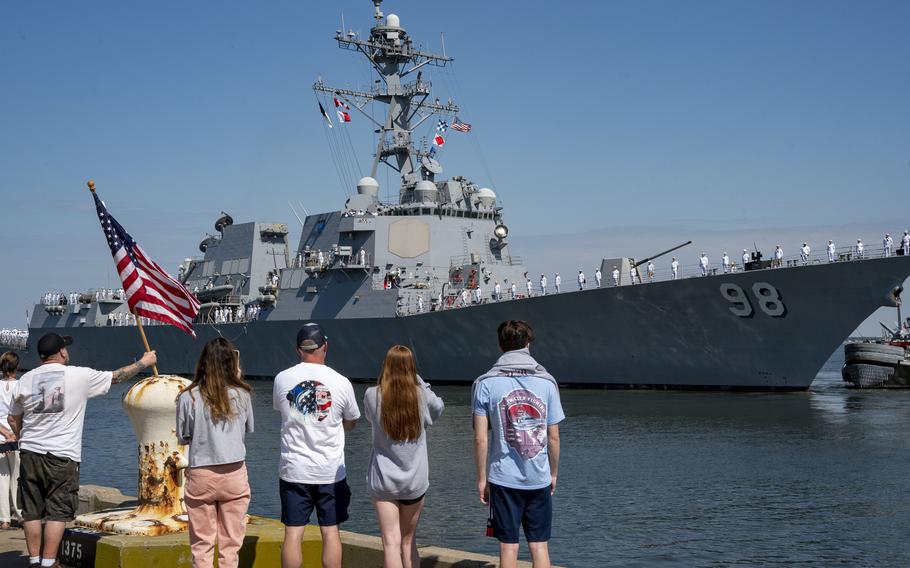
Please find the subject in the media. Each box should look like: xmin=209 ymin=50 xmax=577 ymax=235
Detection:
xmin=14 ymin=1 xmax=910 ymax=389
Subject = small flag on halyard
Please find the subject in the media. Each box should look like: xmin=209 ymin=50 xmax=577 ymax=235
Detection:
xmin=451 ymin=117 xmax=472 ymax=132
xmin=92 ymin=191 xmax=200 ymax=336
xmin=318 ymin=102 xmax=333 ymax=128
xmin=333 ymin=96 xmax=349 ymax=109
xmin=433 ymin=119 xmax=448 ymax=146
xmin=336 ymin=109 xmax=351 ymax=123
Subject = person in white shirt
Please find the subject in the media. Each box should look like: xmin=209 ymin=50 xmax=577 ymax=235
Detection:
xmin=493 ymin=282 xmax=502 ymax=301
xmin=611 ymin=266 xmax=620 ymax=286
xmin=800 ymin=243 xmax=810 ymax=265
xmin=629 ymin=266 xmax=636 ymax=285
xmin=461 ymin=288 xmax=469 ymax=307
xmin=417 ymin=295 xmax=424 ymax=312
xmin=526 ymin=279 xmax=533 ymax=297
xmin=670 ymin=258 xmax=679 ymax=280
xmin=554 ymin=273 xmax=561 ymax=293
xmin=577 ymin=271 xmax=586 ymax=291
xmin=855 ymin=239 xmax=865 ymax=259
xmin=539 ymin=274 xmax=547 ymax=296
xmin=8 ymin=334 xmax=155 ymax=568
xmin=273 ymin=324 xmax=360 ymax=568
xmin=773 ymin=246 xmax=783 ymax=268
xmin=902 ymin=231 xmax=910 ymax=256
xmin=359 ymin=248 xmax=367 ymax=266
xmin=473 ymin=286 xmax=482 ymax=304
xmin=317 ymin=250 xmax=325 ymax=267
xmin=0 ymin=352 xmax=22 ymax=529
xmin=594 ymin=269 xmax=602 ymax=288
xmin=510 ymin=282 xmax=517 ymax=300
xmin=826 ymin=240 xmax=836 ymax=262
xmin=699 ymin=253 xmax=709 ymax=277
xmin=883 ymin=233 xmax=893 ymax=257
xmin=722 ymin=253 xmax=730 ymax=273
xmin=647 ymin=261 xmax=655 ymax=282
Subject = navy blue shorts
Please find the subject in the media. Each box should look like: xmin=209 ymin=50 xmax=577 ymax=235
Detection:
xmin=279 ymin=478 xmax=351 ymax=527
xmin=490 ymin=482 xmax=552 ymax=544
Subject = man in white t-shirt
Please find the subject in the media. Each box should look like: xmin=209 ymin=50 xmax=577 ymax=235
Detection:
xmin=7 ymin=333 xmax=155 ymax=568
xmin=273 ymin=323 xmax=360 ymax=568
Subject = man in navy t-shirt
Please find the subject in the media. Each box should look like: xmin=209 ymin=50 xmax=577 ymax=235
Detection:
xmin=472 ymin=320 xmax=565 ymax=568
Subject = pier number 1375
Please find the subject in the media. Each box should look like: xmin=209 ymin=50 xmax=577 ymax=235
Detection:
xmin=719 ymin=282 xmax=786 ymax=317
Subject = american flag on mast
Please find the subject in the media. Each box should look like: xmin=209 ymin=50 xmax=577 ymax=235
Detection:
xmin=92 ymin=187 xmax=200 ymax=336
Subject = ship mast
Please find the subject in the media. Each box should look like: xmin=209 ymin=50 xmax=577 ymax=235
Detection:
xmin=314 ymin=0 xmax=458 ymax=204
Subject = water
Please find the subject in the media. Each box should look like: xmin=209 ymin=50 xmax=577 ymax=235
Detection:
xmin=81 ymin=350 xmax=910 ymax=567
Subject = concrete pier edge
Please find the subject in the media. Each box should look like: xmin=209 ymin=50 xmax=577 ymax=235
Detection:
xmin=0 ymin=485 xmax=560 ymax=567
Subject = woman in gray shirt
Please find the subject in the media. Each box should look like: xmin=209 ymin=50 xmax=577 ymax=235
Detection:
xmin=365 ymin=345 xmax=444 ymax=568
xmin=176 ymin=338 xmax=254 ymax=568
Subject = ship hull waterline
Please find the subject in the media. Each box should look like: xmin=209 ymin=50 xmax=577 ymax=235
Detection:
xmin=19 ymin=256 xmax=910 ymax=390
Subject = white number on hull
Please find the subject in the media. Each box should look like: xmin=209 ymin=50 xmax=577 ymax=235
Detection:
xmin=720 ymin=282 xmax=786 ymax=317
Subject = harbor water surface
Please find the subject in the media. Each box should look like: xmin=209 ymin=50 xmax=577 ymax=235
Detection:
xmin=81 ymin=350 xmax=910 ymax=566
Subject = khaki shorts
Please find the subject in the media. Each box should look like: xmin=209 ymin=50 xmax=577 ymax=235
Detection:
xmin=18 ymin=450 xmax=80 ymax=522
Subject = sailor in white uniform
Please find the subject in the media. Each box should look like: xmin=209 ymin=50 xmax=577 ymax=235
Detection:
xmin=699 ymin=253 xmax=709 ymax=277
xmin=461 ymin=288 xmax=469 ymax=307
xmin=774 ymin=245 xmax=783 ymax=268
xmin=510 ymin=282 xmax=517 ymax=299
xmin=612 ymin=266 xmax=620 ymax=286
xmin=883 ymin=233 xmax=893 ymax=257
xmin=317 ymin=249 xmax=325 ymax=267
xmin=800 ymin=243 xmax=810 ymax=265
xmin=722 ymin=252 xmax=730 ymax=273
xmin=595 ymin=268 xmax=602 ymax=288
xmin=670 ymin=258 xmax=679 ymax=280
xmin=359 ymin=248 xmax=367 ymax=266
xmin=902 ymin=231 xmax=910 ymax=255
xmin=554 ymin=273 xmax=561 ymax=293
xmin=826 ymin=240 xmax=836 ymax=262
xmin=577 ymin=270 xmax=586 ymax=291
xmin=855 ymin=239 xmax=865 ymax=259
xmin=417 ymin=295 xmax=424 ymax=312
xmin=494 ymin=281 xmax=502 ymax=301
xmin=629 ymin=265 xmax=636 ymax=284
xmin=647 ymin=261 xmax=655 ymax=282
xmin=473 ymin=286 xmax=482 ymax=304
xmin=742 ymin=249 xmax=750 ymax=269
xmin=540 ymin=274 xmax=547 ymax=295
xmin=526 ymin=278 xmax=533 ymax=297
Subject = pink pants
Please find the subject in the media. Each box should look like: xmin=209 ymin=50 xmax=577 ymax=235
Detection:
xmin=184 ymin=462 xmax=251 ymax=568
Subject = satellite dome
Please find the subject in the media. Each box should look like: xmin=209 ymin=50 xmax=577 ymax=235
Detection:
xmin=386 ymin=14 xmax=400 ymax=28
xmin=414 ymin=180 xmax=438 ymax=203
xmin=476 ymin=187 xmax=496 ymax=208
xmin=356 ymin=176 xmax=379 ymax=197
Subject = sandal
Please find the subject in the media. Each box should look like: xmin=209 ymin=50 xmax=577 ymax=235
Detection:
xmin=0 ymin=522 xmax=11 ymax=530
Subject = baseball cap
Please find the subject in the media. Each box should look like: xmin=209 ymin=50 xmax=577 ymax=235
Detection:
xmin=37 ymin=333 xmax=73 ymax=360
xmin=296 ymin=323 xmax=327 ymax=351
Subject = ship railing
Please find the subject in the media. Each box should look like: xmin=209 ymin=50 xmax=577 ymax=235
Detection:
xmin=449 ymin=254 xmax=523 ymax=267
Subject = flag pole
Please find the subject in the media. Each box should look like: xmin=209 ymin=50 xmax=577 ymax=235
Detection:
xmin=87 ymin=179 xmax=159 ymax=376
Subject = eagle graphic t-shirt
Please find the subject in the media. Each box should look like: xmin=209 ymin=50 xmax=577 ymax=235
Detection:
xmin=473 ymin=375 xmax=564 ymax=490
xmin=273 ymin=362 xmax=360 ymax=484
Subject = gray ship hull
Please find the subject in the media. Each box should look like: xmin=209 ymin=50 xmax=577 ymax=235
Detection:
xmin=20 ymin=256 xmax=910 ymax=389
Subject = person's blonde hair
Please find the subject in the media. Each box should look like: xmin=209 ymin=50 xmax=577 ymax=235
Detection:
xmin=378 ymin=345 xmax=421 ymax=442
xmin=186 ymin=338 xmax=251 ymax=422
xmin=0 ymin=352 xmax=18 ymax=376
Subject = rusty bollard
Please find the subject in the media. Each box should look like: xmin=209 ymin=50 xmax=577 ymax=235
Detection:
xmin=75 ymin=375 xmax=192 ymax=535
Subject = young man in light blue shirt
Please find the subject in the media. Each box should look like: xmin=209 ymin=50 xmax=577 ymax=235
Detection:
xmin=473 ymin=320 xmax=564 ymax=568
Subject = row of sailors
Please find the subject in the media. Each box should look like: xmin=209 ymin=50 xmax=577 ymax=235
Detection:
xmin=0 ymin=329 xmax=28 ymax=349
xmin=294 ymin=248 xmax=368 ymax=269
xmin=106 ymin=312 xmax=161 ymax=327
xmin=41 ymin=289 xmax=124 ymax=306
xmin=208 ymin=305 xmax=263 ymax=324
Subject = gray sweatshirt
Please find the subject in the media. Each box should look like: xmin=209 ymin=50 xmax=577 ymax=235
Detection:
xmin=176 ymin=387 xmax=254 ymax=468
xmin=364 ymin=378 xmax=444 ymax=500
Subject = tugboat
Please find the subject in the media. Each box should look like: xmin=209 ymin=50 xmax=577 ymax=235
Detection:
xmin=14 ymin=1 xmax=910 ymax=389
xmin=843 ymin=298 xmax=910 ymax=388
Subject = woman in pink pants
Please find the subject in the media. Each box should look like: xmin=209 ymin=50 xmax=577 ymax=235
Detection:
xmin=177 ymin=338 xmax=254 ymax=568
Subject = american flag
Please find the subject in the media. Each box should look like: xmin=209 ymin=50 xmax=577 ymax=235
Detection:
xmin=93 ymin=191 xmax=200 ymax=336
xmin=451 ymin=117 xmax=472 ymax=133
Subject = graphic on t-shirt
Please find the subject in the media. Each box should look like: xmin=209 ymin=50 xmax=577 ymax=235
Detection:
xmin=34 ymin=371 xmax=65 ymax=414
xmin=498 ymin=388 xmax=547 ymax=460
xmin=287 ymin=380 xmax=332 ymax=423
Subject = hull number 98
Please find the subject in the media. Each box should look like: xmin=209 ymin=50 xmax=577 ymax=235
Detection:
xmin=719 ymin=282 xmax=786 ymax=317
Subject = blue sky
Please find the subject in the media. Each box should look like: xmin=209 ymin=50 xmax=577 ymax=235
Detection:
xmin=1 ymin=1 xmax=908 ymax=332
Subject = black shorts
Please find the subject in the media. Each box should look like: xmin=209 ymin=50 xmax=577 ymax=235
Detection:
xmin=279 ymin=478 xmax=351 ymax=527
xmin=489 ymin=482 xmax=552 ymax=544
xmin=18 ymin=450 xmax=80 ymax=522
xmin=396 ymin=493 xmax=425 ymax=506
